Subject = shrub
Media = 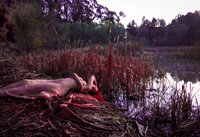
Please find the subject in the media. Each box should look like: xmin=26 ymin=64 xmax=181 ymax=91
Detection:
xmin=12 ymin=4 xmax=56 ymax=52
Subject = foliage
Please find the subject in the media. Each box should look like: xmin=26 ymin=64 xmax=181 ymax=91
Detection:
xmin=127 ymin=11 xmax=200 ymax=47
xmin=57 ymin=20 xmax=128 ymax=48
xmin=0 ymin=0 xmax=14 ymax=42
xmin=13 ymin=45 xmax=200 ymax=136
xmin=34 ymin=0 xmax=122 ymax=24
xmin=12 ymin=3 xmax=56 ymax=52
xmin=2 ymin=0 xmax=129 ymax=50
xmin=140 ymin=69 xmax=199 ymax=134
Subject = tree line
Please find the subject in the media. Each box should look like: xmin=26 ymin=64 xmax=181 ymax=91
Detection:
xmin=127 ymin=11 xmax=200 ymax=47
xmin=1 ymin=0 xmax=129 ymax=52
xmin=1 ymin=0 xmax=200 ymax=53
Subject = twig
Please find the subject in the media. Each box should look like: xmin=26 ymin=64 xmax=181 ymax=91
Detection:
xmin=6 ymin=109 xmax=25 ymax=122
xmin=48 ymin=119 xmax=61 ymax=137
xmin=0 ymin=59 xmax=6 ymax=62
xmin=128 ymin=107 xmax=144 ymax=117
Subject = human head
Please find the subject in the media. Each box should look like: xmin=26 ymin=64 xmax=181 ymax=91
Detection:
xmin=90 ymin=85 xmax=98 ymax=93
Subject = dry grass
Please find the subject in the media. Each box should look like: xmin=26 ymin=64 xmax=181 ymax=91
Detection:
xmin=0 ymin=53 xmax=140 ymax=137
xmin=174 ymin=46 xmax=200 ymax=60
xmin=1 ymin=44 xmax=200 ymax=136
xmin=14 ymin=45 xmax=153 ymax=99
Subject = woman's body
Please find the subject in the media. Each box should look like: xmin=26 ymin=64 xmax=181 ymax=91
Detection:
xmin=0 ymin=73 xmax=99 ymax=99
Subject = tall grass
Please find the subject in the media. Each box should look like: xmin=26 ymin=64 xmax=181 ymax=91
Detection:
xmin=136 ymin=65 xmax=200 ymax=135
xmin=172 ymin=46 xmax=200 ymax=60
xmin=116 ymin=42 xmax=144 ymax=56
xmin=6 ymin=43 xmax=200 ymax=135
xmin=16 ymin=45 xmax=153 ymax=100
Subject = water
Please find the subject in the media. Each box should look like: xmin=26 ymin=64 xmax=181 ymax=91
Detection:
xmin=112 ymin=72 xmax=200 ymax=116
xmin=151 ymin=51 xmax=200 ymax=83
xmin=111 ymin=50 xmax=200 ymax=116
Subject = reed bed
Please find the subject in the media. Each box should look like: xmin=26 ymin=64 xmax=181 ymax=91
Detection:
xmin=173 ymin=46 xmax=200 ymax=60
xmin=136 ymin=66 xmax=200 ymax=136
xmin=0 ymin=55 xmax=141 ymax=137
xmin=15 ymin=45 xmax=153 ymax=100
xmin=1 ymin=45 xmax=200 ymax=136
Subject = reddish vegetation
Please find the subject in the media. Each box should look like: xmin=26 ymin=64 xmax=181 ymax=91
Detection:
xmin=18 ymin=46 xmax=153 ymax=98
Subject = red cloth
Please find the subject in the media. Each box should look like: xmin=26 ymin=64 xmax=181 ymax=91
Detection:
xmin=89 ymin=89 xmax=106 ymax=102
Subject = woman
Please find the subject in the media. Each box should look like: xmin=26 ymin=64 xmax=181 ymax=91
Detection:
xmin=0 ymin=73 xmax=105 ymax=101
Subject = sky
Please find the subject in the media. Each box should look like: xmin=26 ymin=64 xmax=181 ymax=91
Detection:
xmin=97 ymin=0 xmax=200 ymax=28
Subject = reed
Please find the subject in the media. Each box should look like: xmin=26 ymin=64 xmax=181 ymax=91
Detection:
xmin=172 ymin=46 xmax=200 ymax=60
xmin=137 ymin=66 xmax=200 ymax=135
xmin=3 ymin=43 xmax=200 ymax=136
xmin=16 ymin=45 xmax=153 ymax=102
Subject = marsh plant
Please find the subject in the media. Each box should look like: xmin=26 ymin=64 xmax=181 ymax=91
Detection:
xmin=174 ymin=45 xmax=200 ymax=60
xmin=16 ymin=45 xmax=153 ymax=98
xmin=134 ymin=65 xmax=200 ymax=135
xmin=11 ymin=44 xmax=200 ymax=136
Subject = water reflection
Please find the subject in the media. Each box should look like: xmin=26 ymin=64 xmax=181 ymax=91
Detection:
xmin=152 ymin=56 xmax=200 ymax=83
xmin=113 ymin=72 xmax=200 ymax=116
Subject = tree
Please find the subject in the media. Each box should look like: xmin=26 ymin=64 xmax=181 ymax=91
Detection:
xmin=2 ymin=0 xmax=122 ymax=24
xmin=119 ymin=11 xmax=126 ymax=18
xmin=12 ymin=4 xmax=56 ymax=52
xmin=39 ymin=0 xmax=121 ymax=24
xmin=141 ymin=16 xmax=151 ymax=27
xmin=127 ymin=20 xmax=137 ymax=37
xmin=158 ymin=19 xmax=166 ymax=27
xmin=151 ymin=17 xmax=158 ymax=27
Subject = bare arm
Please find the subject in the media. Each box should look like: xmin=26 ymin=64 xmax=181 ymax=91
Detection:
xmin=71 ymin=73 xmax=83 ymax=92
xmin=83 ymin=75 xmax=97 ymax=93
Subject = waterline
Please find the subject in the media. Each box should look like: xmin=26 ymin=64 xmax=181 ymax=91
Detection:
xmin=113 ymin=72 xmax=200 ymax=116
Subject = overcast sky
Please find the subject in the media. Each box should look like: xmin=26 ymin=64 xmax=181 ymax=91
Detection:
xmin=97 ymin=0 xmax=200 ymax=28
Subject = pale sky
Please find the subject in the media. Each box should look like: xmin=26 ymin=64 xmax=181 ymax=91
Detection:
xmin=97 ymin=0 xmax=200 ymax=28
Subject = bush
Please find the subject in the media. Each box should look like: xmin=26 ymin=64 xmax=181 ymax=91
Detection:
xmin=12 ymin=4 xmax=56 ymax=52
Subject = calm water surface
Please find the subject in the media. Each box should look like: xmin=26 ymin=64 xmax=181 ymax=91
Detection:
xmin=112 ymin=52 xmax=200 ymax=116
xmin=151 ymin=52 xmax=200 ymax=83
xmin=113 ymin=72 xmax=200 ymax=116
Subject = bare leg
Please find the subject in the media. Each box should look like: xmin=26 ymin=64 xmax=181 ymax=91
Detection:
xmin=7 ymin=83 xmax=61 ymax=95
xmin=0 ymin=81 xmax=62 ymax=97
xmin=0 ymin=79 xmax=30 ymax=91
xmin=0 ymin=79 xmax=50 ymax=91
